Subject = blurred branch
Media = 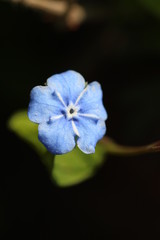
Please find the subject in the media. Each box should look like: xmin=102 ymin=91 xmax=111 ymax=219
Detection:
xmin=9 ymin=0 xmax=86 ymax=29
xmin=11 ymin=0 xmax=68 ymax=15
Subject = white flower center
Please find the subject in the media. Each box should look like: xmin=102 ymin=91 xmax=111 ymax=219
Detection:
xmin=66 ymin=102 xmax=79 ymax=120
xmin=52 ymin=89 xmax=100 ymax=137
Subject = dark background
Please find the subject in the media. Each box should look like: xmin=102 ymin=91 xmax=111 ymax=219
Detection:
xmin=1 ymin=1 xmax=160 ymax=239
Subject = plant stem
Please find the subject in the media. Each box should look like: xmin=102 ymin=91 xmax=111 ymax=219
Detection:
xmin=100 ymin=137 xmax=160 ymax=156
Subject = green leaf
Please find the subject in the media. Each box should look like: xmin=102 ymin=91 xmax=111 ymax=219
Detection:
xmin=7 ymin=110 xmax=107 ymax=187
xmin=53 ymin=144 xmax=106 ymax=187
xmin=8 ymin=110 xmax=54 ymax=172
xmin=8 ymin=110 xmax=46 ymax=155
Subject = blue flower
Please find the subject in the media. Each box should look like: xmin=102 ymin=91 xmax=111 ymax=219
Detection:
xmin=28 ymin=70 xmax=107 ymax=154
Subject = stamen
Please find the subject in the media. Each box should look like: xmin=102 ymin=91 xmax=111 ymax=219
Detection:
xmin=71 ymin=120 xmax=80 ymax=137
xmin=75 ymin=86 xmax=88 ymax=106
xmin=78 ymin=113 xmax=99 ymax=120
xmin=55 ymin=91 xmax=67 ymax=107
xmin=50 ymin=114 xmax=64 ymax=121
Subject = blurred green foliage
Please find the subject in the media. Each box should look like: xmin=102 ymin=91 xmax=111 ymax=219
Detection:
xmin=8 ymin=110 xmax=107 ymax=187
xmin=53 ymin=145 xmax=106 ymax=187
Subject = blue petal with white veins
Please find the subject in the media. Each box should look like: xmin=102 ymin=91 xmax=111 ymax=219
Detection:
xmin=47 ymin=70 xmax=86 ymax=104
xmin=75 ymin=116 xmax=106 ymax=154
xmin=38 ymin=117 xmax=76 ymax=154
xmin=78 ymin=81 xmax=107 ymax=120
xmin=28 ymin=86 xmax=64 ymax=123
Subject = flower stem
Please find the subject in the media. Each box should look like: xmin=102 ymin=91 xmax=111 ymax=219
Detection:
xmin=100 ymin=137 xmax=160 ymax=156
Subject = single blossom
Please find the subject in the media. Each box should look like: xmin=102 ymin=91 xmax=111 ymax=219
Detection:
xmin=28 ymin=70 xmax=107 ymax=154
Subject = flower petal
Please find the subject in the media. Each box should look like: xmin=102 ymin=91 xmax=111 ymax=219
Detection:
xmin=75 ymin=117 xmax=106 ymax=154
xmin=38 ymin=117 xmax=76 ymax=154
xmin=28 ymin=86 xmax=65 ymax=123
xmin=78 ymin=82 xmax=107 ymax=120
xmin=47 ymin=70 xmax=85 ymax=104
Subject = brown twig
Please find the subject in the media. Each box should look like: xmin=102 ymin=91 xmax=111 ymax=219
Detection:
xmin=8 ymin=0 xmax=86 ymax=29
xmin=11 ymin=0 xmax=68 ymax=15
